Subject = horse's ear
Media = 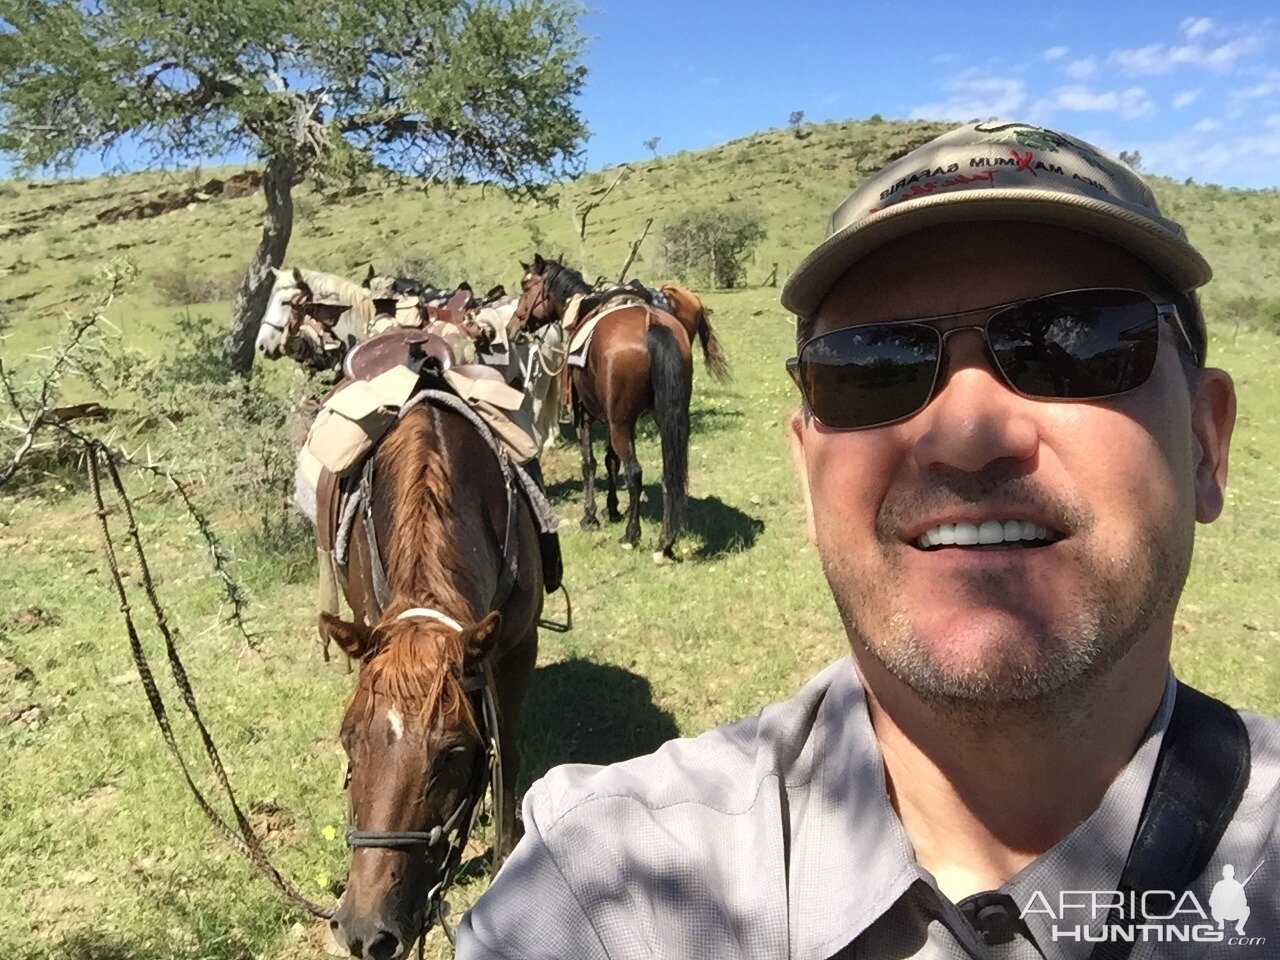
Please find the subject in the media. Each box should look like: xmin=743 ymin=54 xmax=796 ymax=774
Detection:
xmin=520 ymin=260 xmax=530 ymax=273
xmin=320 ymin=613 xmax=374 ymax=661
xmin=533 ymin=252 xmax=546 ymax=272
xmin=461 ymin=611 xmax=502 ymax=666
xmin=362 ymin=265 xmax=375 ymax=287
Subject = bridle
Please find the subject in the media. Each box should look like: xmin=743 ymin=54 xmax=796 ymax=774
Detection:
xmin=342 ymin=607 xmax=505 ymax=938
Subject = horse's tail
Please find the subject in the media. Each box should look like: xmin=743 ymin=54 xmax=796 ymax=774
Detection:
xmin=647 ymin=320 xmax=690 ymax=547
xmin=662 ymin=286 xmax=730 ymax=382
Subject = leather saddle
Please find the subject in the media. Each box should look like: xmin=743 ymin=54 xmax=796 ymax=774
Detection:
xmin=343 ymin=327 xmax=508 ymax=385
xmin=578 ymin=284 xmax=649 ymax=320
xmin=427 ymin=287 xmax=474 ymax=327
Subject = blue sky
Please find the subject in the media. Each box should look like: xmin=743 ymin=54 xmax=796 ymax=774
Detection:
xmin=577 ymin=1 xmax=1280 ymax=188
xmin=7 ymin=2 xmax=1279 ymax=189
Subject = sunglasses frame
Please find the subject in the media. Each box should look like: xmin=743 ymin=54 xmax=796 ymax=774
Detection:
xmin=786 ymin=287 xmax=1193 ymax=431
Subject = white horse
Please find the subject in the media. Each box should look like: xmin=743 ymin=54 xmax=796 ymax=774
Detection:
xmin=255 ymin=267 xmax=377 ymax=361
xmin=509 ymin=318 xmax=565 ymax=456
xmin=471 ymin=299 xmax=564 ymax=454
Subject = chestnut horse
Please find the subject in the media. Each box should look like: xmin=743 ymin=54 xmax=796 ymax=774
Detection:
xmin=515 ymin=254 xmax=691 ymax=560
xmin=319 ymin=401 xmax=543 ymax=957
xmin=656 ymin=284 xmax=731 ymax=382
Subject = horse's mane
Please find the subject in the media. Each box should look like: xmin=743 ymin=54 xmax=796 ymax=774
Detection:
xmin=543 ymin=259 xmax=592 ymax=304
xmin=276 ymin=267 xmax=378 ymax=327
xmin=362 ymin=404 xmax=478 ymax=726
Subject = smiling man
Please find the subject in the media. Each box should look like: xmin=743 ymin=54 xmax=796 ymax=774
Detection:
xmin=458 ymin=122 xmax=1279 ymax=960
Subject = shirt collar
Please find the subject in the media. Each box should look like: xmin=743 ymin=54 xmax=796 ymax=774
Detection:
xmin=786 ymin=661 xmax=1177 ymax=960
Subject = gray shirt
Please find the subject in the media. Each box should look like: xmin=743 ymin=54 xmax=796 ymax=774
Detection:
xmin=458 ymin=660 xmax=1280 ymax=959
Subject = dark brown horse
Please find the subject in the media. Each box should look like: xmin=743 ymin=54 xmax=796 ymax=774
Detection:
xmin=514 ymin=254 xmax=692 ymax=560
xmin=319 ymin=401 xmax=543 ymax=958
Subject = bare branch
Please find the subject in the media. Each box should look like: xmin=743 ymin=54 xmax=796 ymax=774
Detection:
xmin=576 ymin=166 xmax=628 ymax=241
xmin=618 ymin=217 xmax=654 ymax=283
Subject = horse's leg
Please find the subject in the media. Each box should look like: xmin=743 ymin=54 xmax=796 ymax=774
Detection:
xmin=604 ymin=444 xmax=623 ymax=523
xmin=609 ymin=422 xmax=642 ymax=547
xmin=578 ymin=413 xmax=599 ymax=530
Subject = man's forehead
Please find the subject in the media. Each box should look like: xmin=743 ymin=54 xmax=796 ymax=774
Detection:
xmin=813 ymin=221 xmax=1163 ymax=329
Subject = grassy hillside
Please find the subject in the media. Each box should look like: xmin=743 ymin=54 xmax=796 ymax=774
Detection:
xmin=5 ymin=117 xmax=1280 ymax=358
xmin=1 ymin=119 xmax=1278 ymax=959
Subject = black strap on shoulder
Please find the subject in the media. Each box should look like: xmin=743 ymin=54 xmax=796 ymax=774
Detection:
xmin=1087 ymin=681 xmax=1251 ymax=960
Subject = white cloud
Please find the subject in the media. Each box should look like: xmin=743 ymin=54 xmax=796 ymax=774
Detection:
xmin=1192 ymin=118 xmax=1222 ymax=133
xmin=1267 ymin=114 xmax=1280 ymax=129
xmin=909 ymin=70 xmax=1027 ymax=122
xmin=1233 ymin=78 xmax=1280 ymax=99
xmin=1065 ymin=57 xmax=1097 ymax=80
xmin=1173 ymin=89 xmax=1202 ymax=108
xmin=1181 ymin=17 xmax=1215 ymax=40
xmin=1137 ymin=128 xmax=1280 ymax=185
xmin=1042 ymin=85 xmax=1156 ymax=120
xmin=1111 ymin=32 xmax=1263 ymax=75
xmin=1044 ymin=46 xmax=1069 ymax=61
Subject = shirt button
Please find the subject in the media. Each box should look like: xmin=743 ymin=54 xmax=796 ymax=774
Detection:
xmin=960 ymin=891 xmax=1021 ymax=945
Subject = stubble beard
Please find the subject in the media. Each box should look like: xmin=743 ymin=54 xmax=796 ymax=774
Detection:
xmin=818 ymin=499 xmax=1192 ymax=719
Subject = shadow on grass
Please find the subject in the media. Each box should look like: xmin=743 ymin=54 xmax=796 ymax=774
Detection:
xmin=54 ymin=930 xmax=254 ymax=960
xmin=544 ymin=479 xmax=764 ymax=558
xmin=519 ymin=658 xmax=679 ymax=790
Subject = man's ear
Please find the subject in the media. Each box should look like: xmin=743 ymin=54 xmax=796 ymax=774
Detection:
xmin=461 ymin=611 xmax=502 ymax=665
xmin=362 ymin=265 xmax=375 ymax=288
xmin=1190 ymin=367 xmax=1236 ymax=523
xmin=789 ymin=411 xmax=817 ymax=545
xmin=319 ymin=613 xmax=375 ymax=661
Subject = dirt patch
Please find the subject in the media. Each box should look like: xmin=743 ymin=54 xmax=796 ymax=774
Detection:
xmin=9 ymin=605 xmax=61 ymax=633
xmin=95 ymin=171 xmax=261 ymax=224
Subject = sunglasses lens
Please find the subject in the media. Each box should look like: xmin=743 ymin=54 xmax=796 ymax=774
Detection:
xmin=988 ymin=290 xmax=1161 ymax=399
xmin=797 ymin=325 xmax=940 ymax=429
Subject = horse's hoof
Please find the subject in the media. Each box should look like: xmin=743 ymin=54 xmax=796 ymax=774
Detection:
xmin=607 ymin=511 xmax=624 ymax=524
xmin=580 ymin=517 xmax=600 ymax=531
xmin=652 ymin=551 xmax=670 ymax=565
xmin=620 ymin=540 xmax=634 ymax=550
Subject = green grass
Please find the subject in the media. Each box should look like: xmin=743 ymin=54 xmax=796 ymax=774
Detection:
xmin=1 ymin=119 xmax=1279 ymax=958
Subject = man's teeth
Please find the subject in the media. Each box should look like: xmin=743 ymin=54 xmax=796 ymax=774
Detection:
xmin=916 ymin=521 xmax=1059 ymax=549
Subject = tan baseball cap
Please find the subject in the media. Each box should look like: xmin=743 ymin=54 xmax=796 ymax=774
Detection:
xmin=781 ymin=121 xmax=1212 ymax=322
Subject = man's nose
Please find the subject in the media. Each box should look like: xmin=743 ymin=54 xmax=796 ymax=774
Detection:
xmin=910 ymin=328 xmax=1040 ymax=474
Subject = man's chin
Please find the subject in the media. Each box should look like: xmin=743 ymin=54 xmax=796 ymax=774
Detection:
xmin=862 ymin=609 xmax=1105 ymax=707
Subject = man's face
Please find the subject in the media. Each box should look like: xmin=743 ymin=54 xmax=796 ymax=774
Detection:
xmin=790 ymin=221 xmax=1235 ymax=708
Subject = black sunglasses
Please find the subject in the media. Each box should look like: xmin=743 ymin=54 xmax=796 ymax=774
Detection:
xmin=786 ymin=287 xmax=1193 ymax=431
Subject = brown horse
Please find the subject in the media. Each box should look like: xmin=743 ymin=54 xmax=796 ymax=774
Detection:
xmin=319 ymin=400 xmax=543 ymax=958
xmin=515 ymin=254 xmax=692 ymax=560
xmin=657 ymin=284 xmax=731 ymax=382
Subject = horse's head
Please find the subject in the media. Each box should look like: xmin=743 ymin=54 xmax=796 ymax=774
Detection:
xmin=513 ymin=253 xmax=561 ymax=332
xmin=324 ymin=609 xmax=502 ymax=959
xmin=255 ymin=267 xmax=311 ymax=359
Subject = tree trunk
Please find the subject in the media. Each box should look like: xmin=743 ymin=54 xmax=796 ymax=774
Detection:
xmin=223 ymin=153 xmax=296 ymax=375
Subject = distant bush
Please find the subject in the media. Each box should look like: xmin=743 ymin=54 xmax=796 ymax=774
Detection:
xmin=1211 ymin=295 xmax=1280 ymax=337
xmin=660 ymin=207 xmax=766 ymax=289
xmin=152 ymin=265 xmax=239 ymax=305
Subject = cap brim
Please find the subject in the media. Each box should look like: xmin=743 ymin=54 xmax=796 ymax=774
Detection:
xmin=781 ymin=189 xmax=1213 ymax=317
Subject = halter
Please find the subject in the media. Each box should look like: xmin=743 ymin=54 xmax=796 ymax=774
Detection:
xmin=342 ymin=608 xmax=505 ymax=940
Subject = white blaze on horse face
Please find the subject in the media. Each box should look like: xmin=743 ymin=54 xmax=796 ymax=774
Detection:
xmin=255 ymin=286 xmax=297 ymax=358
xmin=386 ymin=707 xmax=404 ymax=742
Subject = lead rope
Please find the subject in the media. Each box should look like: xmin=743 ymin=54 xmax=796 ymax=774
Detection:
xmin=85 ymin=442 xmax=335 ymax=920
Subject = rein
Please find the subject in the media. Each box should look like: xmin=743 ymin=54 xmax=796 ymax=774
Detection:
xmin=85 ymin=443 xmax=336 ymax=920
